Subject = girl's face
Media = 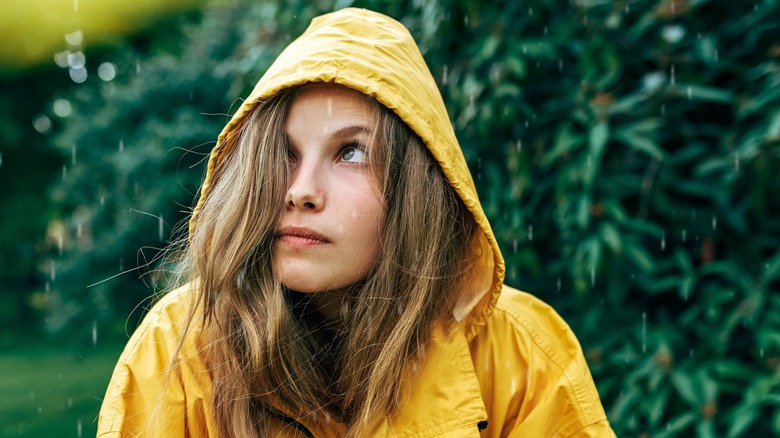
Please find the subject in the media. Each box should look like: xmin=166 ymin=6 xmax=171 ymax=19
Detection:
xmin=273 ymin=84 xmax=385 ymax=294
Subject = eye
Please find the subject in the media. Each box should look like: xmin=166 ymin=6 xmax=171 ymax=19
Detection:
xmin=339 ymin=142 xmax=368 ymax=163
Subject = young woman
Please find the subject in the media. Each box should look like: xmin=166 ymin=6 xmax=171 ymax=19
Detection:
xmin=98 ymin=8 xmax=615 ymax=437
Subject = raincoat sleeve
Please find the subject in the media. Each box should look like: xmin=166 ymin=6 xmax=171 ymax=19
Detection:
xmin=472 ymin=286 xmax=616 ymax=438
xmin=97 ymin=287 xmax=213 ymax=437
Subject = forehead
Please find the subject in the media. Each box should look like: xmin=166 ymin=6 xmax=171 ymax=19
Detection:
xmin=285 ymin=84 xmax=375 ymax=138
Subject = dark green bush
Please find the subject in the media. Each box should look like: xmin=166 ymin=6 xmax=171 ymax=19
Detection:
xmin=44 ymin=0 xmax=780 ymax=435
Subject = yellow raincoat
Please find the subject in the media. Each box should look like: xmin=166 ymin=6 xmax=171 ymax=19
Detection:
xmin=99 ymin=8 xmax=615 ymax=437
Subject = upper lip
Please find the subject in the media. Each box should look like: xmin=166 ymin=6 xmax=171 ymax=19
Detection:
xmin=276 ymin=226 xmax=330 ymax=242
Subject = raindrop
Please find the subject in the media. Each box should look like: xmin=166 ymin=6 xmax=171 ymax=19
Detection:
xmin=689 ymin=349 xmax=693 ymax=358
xmin=77 ymin=419 xmax=82 ymax=437
xmin=135 ymin=60 xmax=141 ymax=74
xmin=661 ymin=104 xmax=666 ymax=116
xmin=67 ymin=51 xmax=85 ymax=69
xmin=0 ymin=152 xmax=3 ymax=168
xmin=714 ymin=50 xmax=719 ymax=62
xmin=53 ymin=98 xmax=72 ymax=117
xmin=37 ymin=406 xmax=42 ymax=414
xmin=62 ymin=165 xmax=67 ymax=179
xmin=556 ymin=277 xmax=561 ymax=292
xmin=69 ymin=66 xmax=88 ymax=83
xmin=33 ymin=114 xmax=53 ymax=134
xmin=642 ymin=312 xmax=647 ymax=354
xmin=92 ymin=320 xmax=97 ymax=346
xmin=73 ymin=0 xmax=78 ymax=12
xmin=516 ymin=140 xmax=522 ymax=152
xmin=77 ymin=222 xmax=82 ymax=238
xmin=54 ymin=51 xmax=69 ymax=68
xmin=64 ymin=30 xmax=83 ymax=46
xmin=544 ymin=26 xmax=548 ymax=35
xmin=58 ymin=234 xmax=63 ymax=255
xmin=661 ymin=25 xmax=685 ymax=44
xmin=625 ymin=5 xmax=629 ymax=13
xmin=45 ymin=281 xmax=50 ymax=292
xmin=119 ymin=139 xmax=124 ymax=152
xmin=687 ymin=86 xmax=692 ymax=100
xmin=760 ymin=348 xmax=764 ymax=357
xmin=100 ymin=195 xmax=105 ymax=206
xmin=682 ymin=229 xmax=687 ymax=242
xmin=512 ymin=239 xmax=518 ymax=253
xmin=734 ymin=153 xmax=740 ymax=171
xmin=50 ymin=261 xmax=56 ymax=281
xmin=98 ymin=62 xmax=117 ymax=81
xmin=590 ymin=267 xmax=595 ymax=287
xmin=558 ymin=59 xmax=563 ymax=73
xmin=642 ymin=71 xmax=665 ymax=90
xmin=441 ymin=64 xmax=448 ymax=85
xmin=464 ymin=14 xmax=469 ymax=26
xmin=71 ymin=144 xmax=77 ymax=165
xmin=527 ymin=224 xmax=533 ymax=242
xmin=670 ymin=65 xmax=675 ymax=85
xmin=528 ymin=7 xmax=533 ymax=16
xmin=158 ymin=214 xmax=164 ymax=241
xmin=119 ymin=258 xmax=124 ymax=271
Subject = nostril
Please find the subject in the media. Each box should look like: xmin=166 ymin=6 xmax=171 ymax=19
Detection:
xmin=304 ymin=201 xmax=315 ymax=208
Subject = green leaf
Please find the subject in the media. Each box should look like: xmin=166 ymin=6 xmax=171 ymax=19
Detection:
xmin=671 ymin=371 xmax=701 ymax=406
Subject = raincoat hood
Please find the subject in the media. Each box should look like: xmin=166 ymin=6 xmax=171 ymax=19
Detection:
xmin=190 ymin=7 xmax=505 ymax=336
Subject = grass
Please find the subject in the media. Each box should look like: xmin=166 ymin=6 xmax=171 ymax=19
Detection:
xmin=0 ymin=340 xmax=125 ymax=437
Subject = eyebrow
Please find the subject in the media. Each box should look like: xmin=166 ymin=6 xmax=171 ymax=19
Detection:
xmin=331 ymin=125 xmax=372 ymax=138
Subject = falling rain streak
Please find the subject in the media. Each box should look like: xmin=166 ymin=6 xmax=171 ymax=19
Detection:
xmin=642 ymin=312 xmax=647 ymax=354
xmin=92 ymin=320 xmax=97 ymax=346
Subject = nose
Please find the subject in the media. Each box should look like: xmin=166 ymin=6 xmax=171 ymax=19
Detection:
xmin=285 ymin=160 xmax=324 ymax=211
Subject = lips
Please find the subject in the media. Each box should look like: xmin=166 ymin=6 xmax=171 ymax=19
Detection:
xmin=276 ymin=226 xmax=330 ymax=247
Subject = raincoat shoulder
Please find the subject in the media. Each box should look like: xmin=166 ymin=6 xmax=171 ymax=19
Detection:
xmin=97 ymin=285 xmax=216 ymax=437
xmin=467 ymin=285 xmax=616 ymax=437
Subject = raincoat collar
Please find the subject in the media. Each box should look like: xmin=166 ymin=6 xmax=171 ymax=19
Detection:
xmin=189 ymin=7 xmax=505 ymax=338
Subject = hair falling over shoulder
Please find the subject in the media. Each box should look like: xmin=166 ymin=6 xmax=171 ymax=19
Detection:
xmin=171 ymin=86 xmax=478 ymax=437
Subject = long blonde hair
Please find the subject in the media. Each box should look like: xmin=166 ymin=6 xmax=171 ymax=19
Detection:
xmin=180 ymin=84 xmax=478 ymax=436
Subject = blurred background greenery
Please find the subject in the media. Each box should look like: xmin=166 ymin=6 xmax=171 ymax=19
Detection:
xmin=0 ymin=0 xmax=778 ymax=436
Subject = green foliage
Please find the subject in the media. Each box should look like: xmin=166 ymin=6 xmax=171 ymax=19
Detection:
xmin=41 ymin=0 xmax=779 ymax=435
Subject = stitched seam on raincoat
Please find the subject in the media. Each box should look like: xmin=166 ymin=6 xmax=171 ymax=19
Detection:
xmin=492 ymin=302 xmax=593 ymax=435
xmin=563 ymin=418 xmax=614 ymax=438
